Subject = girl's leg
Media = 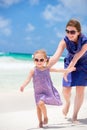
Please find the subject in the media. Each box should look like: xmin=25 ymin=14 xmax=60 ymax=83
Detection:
xmin=72 ymin=86 xmax=85 ymax=123
xmin=62 ymin=87 xmax=72 ymax=116
xmin=36 ymin=105 xmax=43 ymax=128
xmin=38 ymin=100 xmax=48 ymax=124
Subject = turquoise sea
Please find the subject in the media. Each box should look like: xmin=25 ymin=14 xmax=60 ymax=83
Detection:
xmin=0 ymin=52 xmax=64 ymax=62
xmin=0 ymin=52 xmax=33 ymax=61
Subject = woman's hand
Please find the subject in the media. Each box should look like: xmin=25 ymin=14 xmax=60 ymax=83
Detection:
xmin=63 ymin=67 xmax=76 ymax=81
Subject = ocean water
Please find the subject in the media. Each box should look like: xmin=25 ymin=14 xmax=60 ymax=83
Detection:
xmin=0 ymin=52 xmax=33 ymax=61
xmin=0 ymin=52 xmax=64 ymax=62
xmin=0 ymin=52 xmax=64 ymax=91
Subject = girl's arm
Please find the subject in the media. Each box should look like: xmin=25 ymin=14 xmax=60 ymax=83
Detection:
xmin=50 ymin=68 xmax=67 ymax=73
xmin=20 ymin=68 xmax=34 ymax=92
xmin=48 ymin=40 xmax=66 ymax=68
xmin=50 ymin=67 xmax=76 ymax=73
xmin=64 ymin=44 xmax=87 ymax=81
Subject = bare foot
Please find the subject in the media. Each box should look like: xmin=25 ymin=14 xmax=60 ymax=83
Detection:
xmin=68 ymin=118 xmax=80 ymax=124
xmin=72 ymin=116 xmax=80 ymax=124
xmin=62 ymin=102 xmax=70 ymax=117
xmin=72 ymin=119 xmax=80 ymax=124
xmin=43 ymin=117 xmax=48 ymax=124
xmin=39 ymin=121 xmax=43 ymax=128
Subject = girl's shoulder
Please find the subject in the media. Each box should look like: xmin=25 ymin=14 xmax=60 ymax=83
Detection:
xmin=29 ymin=67 xmax=35 ymax=75
xmin=36 ymin=66 xmax=49 ymax=71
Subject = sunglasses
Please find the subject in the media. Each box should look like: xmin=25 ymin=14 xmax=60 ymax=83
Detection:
xmin=34 ymin=58 xmax=45 ymax=62
xmin=65 ymin=29 xmax=77 ymax=35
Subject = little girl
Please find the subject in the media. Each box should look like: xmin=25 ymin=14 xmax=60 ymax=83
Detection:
xmin=20 ymin=49 xmax=75 ymax=128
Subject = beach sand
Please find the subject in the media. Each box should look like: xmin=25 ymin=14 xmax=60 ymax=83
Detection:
xmin=0 ymin=89 xmax=87 ymax=130
xmin=0 ymin=61 xmax=87 ymax=130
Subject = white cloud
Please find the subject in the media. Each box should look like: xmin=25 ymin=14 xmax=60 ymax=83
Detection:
xmin=0 ymin=0 xmax=21 ymax=7
xmin=0 ymin=16 xmax=11 ymax=36
xmin=82 ymin=24 xmax=87 ymax=35
xmin=42 ymin=4 xmax=70 ymax=25
xmin=28 ymin=0 xmax=40 ymax=6
xmin=60 ymin=0 xmax=87 ymax=16
xmin=26 ymin=23 xmax=35 ymax=32
xmin=56 ymin=32 xmax=64 ymax=38
xmin=42 ymin=0 xmax=87 ymax=25
xmin=25 ymin=36 xmax=32 ymax=41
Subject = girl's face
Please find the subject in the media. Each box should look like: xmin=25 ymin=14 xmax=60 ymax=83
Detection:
xmin=65 ymin=26 xmax=80 ymax=42
xmin=34 ymin=53 xmax=47 ymax=68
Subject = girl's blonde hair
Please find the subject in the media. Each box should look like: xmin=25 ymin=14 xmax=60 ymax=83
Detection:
xmin=33 ymin=49 xmax=49 ymax=64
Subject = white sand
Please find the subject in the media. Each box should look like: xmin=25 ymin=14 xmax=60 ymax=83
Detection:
xmin=0 ymin=61 xmax=87 ymax=130
xmin=0 ymin=89 xmax=87 ymax=130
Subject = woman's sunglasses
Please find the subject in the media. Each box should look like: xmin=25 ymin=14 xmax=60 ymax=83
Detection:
xmin=34 ymin=58 xmax=44 ymax=62
xmin=65 ymin=29 xmax=77 ymax=35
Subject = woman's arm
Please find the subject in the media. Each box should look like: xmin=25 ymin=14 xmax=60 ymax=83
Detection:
xmin=64 ymin=44 xmax=87 ymax=81
xmin=20 ymin=68 xmax=34 ymax=92
xmin=67 ymin=44 xmax=87 ymax=68
xmin=48 ymin=40 xmax=66 ymax=67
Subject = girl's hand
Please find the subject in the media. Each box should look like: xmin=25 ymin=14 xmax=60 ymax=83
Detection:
xmin=20 ymin=86 xmax=24 ymax=92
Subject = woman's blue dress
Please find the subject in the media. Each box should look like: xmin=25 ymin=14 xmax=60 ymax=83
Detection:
xmin=63 ymin=34 xmax=87 ymax=87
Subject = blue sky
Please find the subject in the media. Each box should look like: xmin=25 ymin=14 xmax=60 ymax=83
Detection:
xmin=0 ymin=0 xmax=87 ymax=55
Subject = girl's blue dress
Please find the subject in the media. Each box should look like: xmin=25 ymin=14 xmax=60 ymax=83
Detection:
xmin=63 ymin=34 xmax=87 ymax=87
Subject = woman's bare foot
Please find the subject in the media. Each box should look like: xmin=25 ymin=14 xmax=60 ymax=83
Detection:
xmin=43 ymin=117 xmax=48 ymax=124
xmin=39 ymin=121 xmax=43 ymax=128
xmin=72 ymin=115 xmax=80 ymax=124
xmin=62 ymin=102 xmax=70 ymax=117
xmin=72 ymin=120 xmax=80 ymax=124
xmin=72 ymin=118 xmax=80 ymax=124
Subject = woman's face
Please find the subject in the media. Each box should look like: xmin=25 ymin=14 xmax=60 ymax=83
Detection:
xmin=65 ymin=26 xmax=80 ymax=42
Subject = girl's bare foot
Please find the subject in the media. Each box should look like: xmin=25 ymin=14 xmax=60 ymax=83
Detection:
xmin=62 ymin=102 xmax=70 ymax=117
xmin=43 ymin=117 xmax=48 ymax=124
xmin=39 ymin=121 xmax=43 ymax=128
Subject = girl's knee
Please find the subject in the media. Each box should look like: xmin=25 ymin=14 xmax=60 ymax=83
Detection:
xmin=38 ymin=100 xmax=44 ymax=107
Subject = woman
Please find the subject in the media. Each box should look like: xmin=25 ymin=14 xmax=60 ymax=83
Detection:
xmin=48 ymin=19 xmax=87 ymax=123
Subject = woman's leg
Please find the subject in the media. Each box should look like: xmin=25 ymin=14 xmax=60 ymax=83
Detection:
xmin=36 ymin=105 xmax=43 ymax=127
xmin=72 ymin=86 xmax=85 ymax=123
xmin=62 ymin=87 xmax=72 ymax=116
xmin=38 ymin=100 xmax=48 ymax=124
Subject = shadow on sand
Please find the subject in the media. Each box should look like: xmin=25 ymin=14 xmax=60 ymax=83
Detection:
xmin=27 ymin=118 xmax=87 ymax=130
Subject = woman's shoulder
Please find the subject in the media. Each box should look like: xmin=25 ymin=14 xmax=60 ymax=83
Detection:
xmin=79 ymin=34 xmax=87 ymax=45
xmin=64 ymin=36 xmax=69 ymax=43
xmin=80 ymin=34 xmax=87 ymax=40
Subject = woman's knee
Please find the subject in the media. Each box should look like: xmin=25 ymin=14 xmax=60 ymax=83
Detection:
xmin=76 ymin=86 xmax=85 ymax=97
xmin=62 ymin=87 xmax=71 ymax=98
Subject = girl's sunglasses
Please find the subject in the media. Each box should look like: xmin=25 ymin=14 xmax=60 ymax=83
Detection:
xmin=34 ymin=58 xmax=44 ymax=62
xmin=65 ymin=29 xmax=77 ymax=35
